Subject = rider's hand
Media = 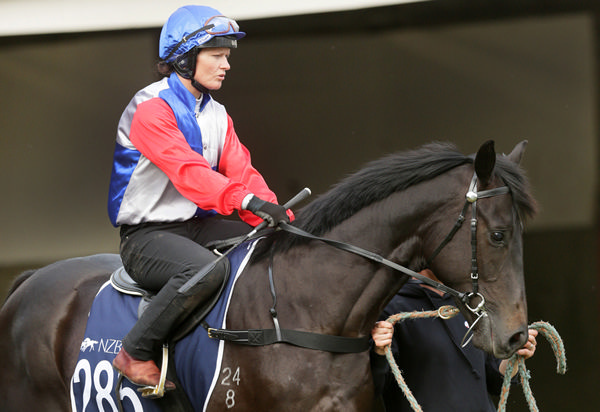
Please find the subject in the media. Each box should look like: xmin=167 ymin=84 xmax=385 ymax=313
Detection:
xmin=245 ymin=195 xmax=290 ymax=227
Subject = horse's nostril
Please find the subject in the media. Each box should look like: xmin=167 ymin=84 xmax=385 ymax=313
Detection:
xmin=509 ymin=329 xmax=526 ymax=350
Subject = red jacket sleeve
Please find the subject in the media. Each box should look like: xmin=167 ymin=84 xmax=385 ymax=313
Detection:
xmin=129 ymin=98 xmax=252 ymax=216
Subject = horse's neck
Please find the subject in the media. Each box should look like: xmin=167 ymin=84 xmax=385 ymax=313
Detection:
xmin=329 ymin=188 xmax=450 ymax=334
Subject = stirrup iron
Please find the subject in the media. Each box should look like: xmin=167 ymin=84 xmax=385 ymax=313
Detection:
xmin=137 ymin=344 xmax=170 ymax=399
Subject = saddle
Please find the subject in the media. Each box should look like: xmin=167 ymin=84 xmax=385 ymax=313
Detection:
xmin=109 ymin=254 xmax=231 ymax=343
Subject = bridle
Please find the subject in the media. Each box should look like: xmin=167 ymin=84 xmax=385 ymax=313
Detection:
xmin=426 ymin=173 xmax=510 ymax=314
xmin=424 ymin=173 xmax=510 ymax=344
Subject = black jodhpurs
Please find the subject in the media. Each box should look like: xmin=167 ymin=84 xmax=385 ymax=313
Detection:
xmin=119 ymin=216 xmax=251 ymax=360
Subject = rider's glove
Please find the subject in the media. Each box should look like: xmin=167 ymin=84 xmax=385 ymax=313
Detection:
xmin=244 ymin=195 xmax=289 ymax=227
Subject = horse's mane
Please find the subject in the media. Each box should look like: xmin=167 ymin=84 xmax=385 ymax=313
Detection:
xmin=253 ymin=142 xmax=537 ymax=261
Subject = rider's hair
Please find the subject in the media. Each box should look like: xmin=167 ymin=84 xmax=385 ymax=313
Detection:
xmin=157 ymin=60 xmax=174 ymax=77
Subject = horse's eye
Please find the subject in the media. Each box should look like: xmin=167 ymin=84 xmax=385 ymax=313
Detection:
xmin=490 ymin=231 xmax=505 ymax=244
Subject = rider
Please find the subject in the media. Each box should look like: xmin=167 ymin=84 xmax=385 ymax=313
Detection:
xmin=107 ymin=5 xmax=292 ymax=390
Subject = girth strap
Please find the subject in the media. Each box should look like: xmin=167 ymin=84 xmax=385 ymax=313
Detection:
xmin=203 ymin=323 xmax=371 ymax=353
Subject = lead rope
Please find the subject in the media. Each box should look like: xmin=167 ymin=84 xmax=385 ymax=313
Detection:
xmin=497 ymin=321 xmax=567 ymax=412
xmin=383 ymin=306 xmax=460 ymax=412
xmin=383 ymin=310 xmax=567 ymax=412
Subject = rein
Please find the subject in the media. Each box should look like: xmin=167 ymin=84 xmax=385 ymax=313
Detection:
xmin=278 ymin=223 xmax=466 ymax=299
xmin=207 ymin=173 xmax=511 ymax=353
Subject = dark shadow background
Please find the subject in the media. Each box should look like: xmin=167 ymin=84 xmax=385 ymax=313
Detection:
xmin=1 ymin=1 xmax=597 ymax=410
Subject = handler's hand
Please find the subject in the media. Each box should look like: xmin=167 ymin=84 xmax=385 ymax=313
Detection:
xmin=516 ymin=328 xmax=538 ymax=360
xmin=499 ymin=328 xmax=538 ymax=376
xmin=371 ymin=321 xmax=394 ymax=356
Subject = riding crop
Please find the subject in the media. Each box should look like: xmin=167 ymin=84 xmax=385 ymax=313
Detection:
xmin=178 ymin=187 xmax=311 ymax=294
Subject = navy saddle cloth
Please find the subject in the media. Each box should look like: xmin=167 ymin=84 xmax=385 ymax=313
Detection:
xmin=69 ymin=239 xmax=259 ymax=412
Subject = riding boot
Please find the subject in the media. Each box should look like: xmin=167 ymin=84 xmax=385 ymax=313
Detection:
xmin=113 ymin=258 xmax=229 ymax=387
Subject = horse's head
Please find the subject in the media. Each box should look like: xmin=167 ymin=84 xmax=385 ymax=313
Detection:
xmin=426 ymin=140 xmax=536 ymax=359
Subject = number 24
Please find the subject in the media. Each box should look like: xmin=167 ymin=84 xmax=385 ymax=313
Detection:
xmin=221 ymin=367 xmax=241 ymax=386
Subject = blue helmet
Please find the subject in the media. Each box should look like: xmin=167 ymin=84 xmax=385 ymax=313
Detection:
xmin=159 ymin=5 xmax=246 ymax=63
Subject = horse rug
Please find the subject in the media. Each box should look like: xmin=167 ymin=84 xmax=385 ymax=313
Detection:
xmin=69 ymin=240 xmax=259 ymax=412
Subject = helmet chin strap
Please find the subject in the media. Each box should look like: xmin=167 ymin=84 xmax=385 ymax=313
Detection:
xmin=172 ymin=64 xmax=210 ymax=95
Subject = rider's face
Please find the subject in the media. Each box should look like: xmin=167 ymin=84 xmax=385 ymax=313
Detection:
xmin=194 ymin=47 xmax=231 ymax=91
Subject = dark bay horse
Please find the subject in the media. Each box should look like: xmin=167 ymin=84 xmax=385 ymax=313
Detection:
xmin=0 ymin=141 xmax=536 ymax=411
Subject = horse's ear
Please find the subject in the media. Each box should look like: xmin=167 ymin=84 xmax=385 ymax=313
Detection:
xmin=505 ymin=140 xmax=528 ymax=165
xmin=474 ymin=140 xmax=496 ymax=187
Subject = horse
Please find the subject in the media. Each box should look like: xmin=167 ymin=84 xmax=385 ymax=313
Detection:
xmin=0 ymin=140 xmax=537 ymax=411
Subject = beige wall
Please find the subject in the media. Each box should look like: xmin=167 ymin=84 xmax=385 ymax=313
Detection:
xmin=0 ymin=1 xmax=427 ymax=36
